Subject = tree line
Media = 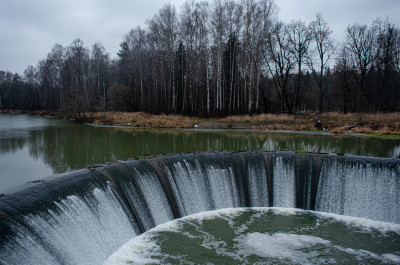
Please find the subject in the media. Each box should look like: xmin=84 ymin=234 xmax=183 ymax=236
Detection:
xmin=1 ymin=0 xmax=399 ymax=118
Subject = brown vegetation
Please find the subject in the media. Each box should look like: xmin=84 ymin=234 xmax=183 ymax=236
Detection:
xmin=218 ymin=114 xmax=296 ymax=124
xmin=88 ymin=111 xmax=399 ymax=136
xmin=317 ymin=113 xmax=400 ymax=135
xmin=212 ymin=112 xmax=399 ymax=136
xmin=89 ymin=112 xmax=196 ymax=128
xmin=252 ymin=112 xmax=400 ymax=136
xmin=2 ymin=109 xmax=399 ymax=136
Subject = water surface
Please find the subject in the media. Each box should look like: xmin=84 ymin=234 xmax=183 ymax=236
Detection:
xmin=1 ymin=114 xmax=399 ymax=193
xmin=105 ymin=208 xmax=400 ymax=265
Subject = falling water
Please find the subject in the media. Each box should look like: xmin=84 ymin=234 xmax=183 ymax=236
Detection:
xmin=0 ymin=151 xmax=399 ymax=265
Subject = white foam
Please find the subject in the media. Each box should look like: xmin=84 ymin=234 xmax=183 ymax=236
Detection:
xmin=104 ymin=207 xmax=400 ymax=265
xmin=333 ymin=246 xmax=400 ymax=264
xmin=268 ymin=206 xmax=303 ymax=215
xmin=103 ymin=208 xmax=247 ymax=265
xmin=234 ymin=211 xmax=262 ymax=234
xmin=312 ymin=210 xmax=400 ymax=235
xmin=264 ymin=207 xmax=400 ymax=235
xmin=382 ymin=253 xmax=400 ymax=263
xmin=103 ymin=234 xmax=160 ymax=265
xmin=236 ymin=232 xmax=330 ymax=264
xmin=183 ymin=207 xmax=243 ymax=222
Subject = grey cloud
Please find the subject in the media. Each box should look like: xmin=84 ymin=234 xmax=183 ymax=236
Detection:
xmin=278 ymin=0 xmax=400 ymax=43
xmin=0 ymin=0 xmax=185 ymax=73
xmin=1 ymin=0 xmax=399 ymax=74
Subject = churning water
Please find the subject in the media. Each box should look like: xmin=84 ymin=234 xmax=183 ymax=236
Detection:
xmin=105 ymin=208 xmax=400 ymax=265
xmin=0 ymin=151 xmax=399 ymax=264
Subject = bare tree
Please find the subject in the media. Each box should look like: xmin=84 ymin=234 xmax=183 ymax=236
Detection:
xmin=308 ymin=13 xmax=335 ymax=113
xmin=124 ymin=27 xmax=148 ymax=110
xmin=35 ymin=44 xmax=65 ymax=110
xmin=147 ymin=4 xmax=178 ymax=113
xmin=223 ymin=0 xmax=242 ymax=114
xmin=90 ymin=42 xmax=110 ymax=111
xmin=286 ymin=19 xmax=312 ymax=111
xmin=4 ymin=1 xmax=400 ymax=115
xmin=265 ymin=21 xmax=296 ymax=113
xmin=395 ymin=27 xmax=400 ymax=73
xmin=179 ymin=0 xmax=210 ymax=115
xmin=334 ymin=47 xmax=356 ymax=113
xmin=62 ymin=39 xmax=91 ymax=119
xmin=210 ymin=0 xmax=228 ymax=114
xmin=179 ymin=0 xmax=195 ymax=114
xmin=23 ymin=65 xmax=40 ymax=109
xmin=344 ymin=23 xmax=377 ymax=111
xmin=374 ymin=18 xmax=400 ymax=111
xmin=242 ymin=0 xmax=276 ymax=113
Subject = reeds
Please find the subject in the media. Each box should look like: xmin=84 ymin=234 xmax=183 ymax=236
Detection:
xmin=90 ymin=112 xmax=196 ymax=128
xmin=219 ymin=113 xmax=296 ymax=123
xmin=2 ymin=109 xmax=399 ymax=135
xmin=317 ymin=112 xmax=400 ymax=135
xmin=44 ymin=111 xmax=400 ymax=135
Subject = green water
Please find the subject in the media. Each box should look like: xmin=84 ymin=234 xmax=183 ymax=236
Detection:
xmin=104 ymin=208 xmax=400 ymax=265
xmin=1 ymin=114 xmax=399 ymax=193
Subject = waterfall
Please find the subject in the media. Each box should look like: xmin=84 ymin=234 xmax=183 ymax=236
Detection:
xmin=315 ymin=155 xmax=400 ymax=223
xmin=0 ymin=151 xmax=399 ymax=265
xmin=273 ymin=154 xmax=296 ymax=208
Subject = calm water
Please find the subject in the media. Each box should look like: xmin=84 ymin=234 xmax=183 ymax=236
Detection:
xmin=1 ymin=114 xmax=399 ymax=193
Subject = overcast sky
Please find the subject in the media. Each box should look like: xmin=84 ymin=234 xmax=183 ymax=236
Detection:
xmin=1 ymin=0 xmax=399 ymax=74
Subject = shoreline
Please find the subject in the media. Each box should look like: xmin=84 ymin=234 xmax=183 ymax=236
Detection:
xmin=87 ymin=122 xmax=389 ymax=140
xmin=1 ymin=109 xmax=400 ymax=139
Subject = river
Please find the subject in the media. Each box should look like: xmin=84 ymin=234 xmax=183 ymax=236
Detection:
xmin=1 ymin=113 xmax=399 ymax=193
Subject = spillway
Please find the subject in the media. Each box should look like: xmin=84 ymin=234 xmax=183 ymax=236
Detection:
xmin=0 ymin=151 xmax=399 ymax=264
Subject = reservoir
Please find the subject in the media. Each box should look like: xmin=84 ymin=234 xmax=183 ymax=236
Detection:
xmin=1 ymin=113 xmax=399 ymax=193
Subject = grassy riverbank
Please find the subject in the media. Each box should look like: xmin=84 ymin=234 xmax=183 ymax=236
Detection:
xmin=89 ymin=111 xmax=400 ymax=137
xmin=2 ymin=109 xmax=400 ymax=138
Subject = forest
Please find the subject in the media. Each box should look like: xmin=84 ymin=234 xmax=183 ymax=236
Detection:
xmin=1 ymin=0 xmax=400 ymax=118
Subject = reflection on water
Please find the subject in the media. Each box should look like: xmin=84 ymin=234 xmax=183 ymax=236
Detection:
xmin=0 ymin=114 xmax=399 ymax=193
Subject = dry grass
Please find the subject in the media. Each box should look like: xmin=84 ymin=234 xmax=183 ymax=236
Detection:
xmin=317 ymin=112 xmax=400 ymax=135
xmin=218 ymin=113 xmax=296 ymax=124
xmin=241 ymin=112 xmax=400 ymax=135
xmin=2 ymin=109 xmax=399 ymax=136
xmin=89 ymin=112 xmax=196 ymax=128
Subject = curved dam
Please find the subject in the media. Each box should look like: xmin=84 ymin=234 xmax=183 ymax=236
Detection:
xmin=0 ymin=151 xmax=399 ymax=264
